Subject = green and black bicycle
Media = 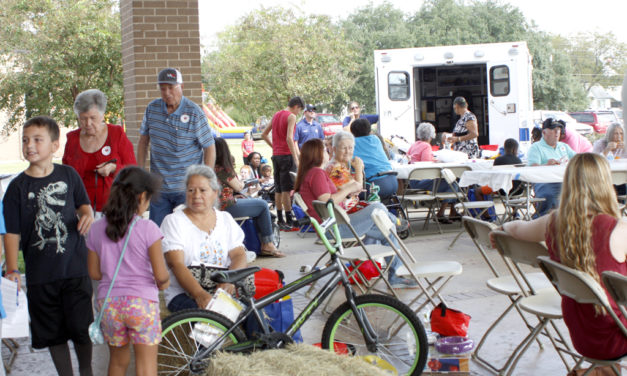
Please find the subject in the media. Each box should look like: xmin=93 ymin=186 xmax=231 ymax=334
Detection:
xmin=158 ymin=200 xmax=428 ymax=375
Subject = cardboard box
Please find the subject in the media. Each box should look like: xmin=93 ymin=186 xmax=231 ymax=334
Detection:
xmin=422 ymin=345 xmax=471 ymax=375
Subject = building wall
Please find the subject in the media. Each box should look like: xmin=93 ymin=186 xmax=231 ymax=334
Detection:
xmin=120 ymin=0 xmax=203 ymax=148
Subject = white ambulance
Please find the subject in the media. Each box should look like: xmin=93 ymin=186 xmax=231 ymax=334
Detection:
xmin=374 ymin=41 xmax=534 ymax=147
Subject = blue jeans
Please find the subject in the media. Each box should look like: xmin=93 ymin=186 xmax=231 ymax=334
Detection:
xmin=167 ymin=293 xmax=198 ymax=312
xmin=369 ymin=175 xmax=398 ymax=201
xmin=224 ymin=198 xmax=274 ymax=244
xmin=533 ymin=183 xmax=562 ymax=217
xmin=338 ymin=202 xmax=402 ymax=277
xmin=150 ymin=191 xmax=186 ymax=227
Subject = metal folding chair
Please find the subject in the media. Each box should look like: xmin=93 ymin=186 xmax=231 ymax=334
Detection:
xmin=309 ymin=200 xmax=397 ymax=299
xmin=463 ymin=217 xmax=553 ymax=374
xmin=492 ymin=231 xmax=579 ymax=376
xmin=441 ymin=168 xmax=496 ymax=249
xmin=371 ymin=208 xmax=462 ymax=313
xmin=401 ymin=167 xmax=442 ymax=235
xmin=537 ymin=259 xmax=627 ymax=376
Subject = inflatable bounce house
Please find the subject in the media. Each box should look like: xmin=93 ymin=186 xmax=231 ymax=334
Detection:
xmin=202 ymin=94 xmax=252 ymax=139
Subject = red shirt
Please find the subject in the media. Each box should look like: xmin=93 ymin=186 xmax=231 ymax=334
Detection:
xmin=298 ymin=167 xmax=337 ymax=222
xmin=546 ymin=214 xmax=627 ymax=359
xmin=271 ymin=110 xmax=293 ymax=156
xmin=62 ymin=124 xmax=137 ymax=212
xmin=242 ymin=140 xmax=254 ymax=157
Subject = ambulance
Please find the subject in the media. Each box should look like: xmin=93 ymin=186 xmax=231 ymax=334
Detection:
xmin=374 ymin=41 xmax=533 ymax=147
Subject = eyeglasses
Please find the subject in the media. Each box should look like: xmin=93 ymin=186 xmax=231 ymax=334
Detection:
xmin=350 ymin=106 xmax=359 ymax=110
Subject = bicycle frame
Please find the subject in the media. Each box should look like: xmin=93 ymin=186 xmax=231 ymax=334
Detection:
xmin=189 ymin=200 xmax=381 ymax=370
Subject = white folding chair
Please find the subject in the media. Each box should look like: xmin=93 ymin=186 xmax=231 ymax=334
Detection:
xmin=537 ymin=259 xmax=627 ymax=376
xmin=441 ymin=168 xmax=496 ymax=249
xmin=371 ymin=208 xmax=462 ymax=313
xmin=492 ymin=231 xmax=579 ymax=376
xmin=401 ymin=167 xmax=442 ymax=234
xmin=310 ymin=200 xmax=397 ymax=299
xmin=463 ymin=217 xmax=553 ymax=374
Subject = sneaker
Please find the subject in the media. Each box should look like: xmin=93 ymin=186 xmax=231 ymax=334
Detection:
xmin=388 ymin=275 xmax=420 ymax=289
xmin=279 ymin=222 xmax=297 ymax=232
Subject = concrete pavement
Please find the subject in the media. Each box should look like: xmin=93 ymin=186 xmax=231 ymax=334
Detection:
xmin=3 ymin=221 xmax=575 ymax=375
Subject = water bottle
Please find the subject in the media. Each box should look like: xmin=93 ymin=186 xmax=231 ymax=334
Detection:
xmin=607 ymin=151 xmax=615 ymax=162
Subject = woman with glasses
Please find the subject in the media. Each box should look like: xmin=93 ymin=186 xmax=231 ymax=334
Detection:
xmin=342 ymin=101 xmax=379 ymax=131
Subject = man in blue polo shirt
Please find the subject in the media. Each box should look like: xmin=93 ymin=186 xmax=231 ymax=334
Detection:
xmin=137 ymin=68 xmax=216 ymax=226
xmin=294 ymin=104 xmax=324 ymax=149
xmin=527 ymin=119 xmax=576 ymax=217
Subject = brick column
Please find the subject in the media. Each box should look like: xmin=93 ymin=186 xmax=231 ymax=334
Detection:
xmin=120 ymin=0 xmax=203 ymax=147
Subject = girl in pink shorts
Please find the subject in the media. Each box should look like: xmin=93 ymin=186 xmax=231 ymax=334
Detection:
xmin=87 ymin=166 xmax=170 ymax=376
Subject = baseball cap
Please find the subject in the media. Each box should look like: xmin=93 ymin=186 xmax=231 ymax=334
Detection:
xmin=305 ymin=104 xmax=317 ymax=112
xmin=157 ymin=68 xmax=183 ymax=85
xmin=542 ymin=118 xmax=565 ymax=130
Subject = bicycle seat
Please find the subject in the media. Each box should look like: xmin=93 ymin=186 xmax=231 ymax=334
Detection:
xmin=210 ymin=266 xmax=261 ymax=284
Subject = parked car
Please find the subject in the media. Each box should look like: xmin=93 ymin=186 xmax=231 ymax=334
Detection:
xmin=316 ymin=113 xmax=343 ymax=136
xmin=532 ymin=111 xmax=594 ymax=136
xmin=568 ymin=110 xmax=617 ymax=133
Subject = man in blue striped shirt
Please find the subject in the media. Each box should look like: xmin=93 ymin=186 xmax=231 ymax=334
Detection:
xmin=137 ymin=68 xmax=216 ymax=226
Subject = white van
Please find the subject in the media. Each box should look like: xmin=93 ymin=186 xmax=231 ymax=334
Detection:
xmin=374 ymin=41 xmax=534 ymax=148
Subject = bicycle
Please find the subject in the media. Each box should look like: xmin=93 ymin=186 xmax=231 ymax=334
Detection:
xmin=158 ymin=200 xmax=428 ymax=375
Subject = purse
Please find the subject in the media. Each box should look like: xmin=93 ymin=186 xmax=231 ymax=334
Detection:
xmin=430 ymin=302 xmax=471 ymax=337
xmin=187 ymin=264 xmax=255 ymax=298
xmin=89 ymin=217 xmax=139 ymax=345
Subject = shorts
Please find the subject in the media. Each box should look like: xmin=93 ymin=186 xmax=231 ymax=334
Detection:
xmin=27 ymin=276 xmax=93 ymax=349
xmin=272 ymin=155 xmax=296 ymax=193
xmin=97 ymin=296 xmax=161 ymax=346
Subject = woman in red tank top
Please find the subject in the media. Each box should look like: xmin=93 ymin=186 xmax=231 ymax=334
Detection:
xmin=490 ymin=153 xmax=627 ymax=360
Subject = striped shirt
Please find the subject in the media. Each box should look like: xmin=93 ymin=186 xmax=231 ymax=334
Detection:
xmin=140 ymin=96 xmax=215 ymax=192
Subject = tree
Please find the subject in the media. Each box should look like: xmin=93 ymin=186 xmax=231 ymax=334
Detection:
xmin=342 ymin=0 xmax=587 ymax=112
xmin=341 ymin=2 xmax=417 ymax=113
xmin=203 ymin=7 xmax=359 ymax=122
xmin=553 ymin=32 xmax=627 ymax=93
xmin=0 ymin=0 xmax=122 ymax=134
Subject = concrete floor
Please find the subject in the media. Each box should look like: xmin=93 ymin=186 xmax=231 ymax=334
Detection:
xmin=3 ymin=221 xmax=587 ymax=375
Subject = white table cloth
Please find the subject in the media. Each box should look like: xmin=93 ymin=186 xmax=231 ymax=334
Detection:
xmin=392 ymin=160 xmax=494 ymax=180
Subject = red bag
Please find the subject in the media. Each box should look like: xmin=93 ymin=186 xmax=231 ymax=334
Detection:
xmin=345 ymin=260 xmax=382 ymax=285
xmin=253 ymin=268 xmax=283 ymax=299
xmin=430 ymin=303 xmax=471 ymax=337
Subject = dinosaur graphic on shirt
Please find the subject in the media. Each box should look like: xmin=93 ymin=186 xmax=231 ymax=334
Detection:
xmin=32 ymin=181 xmax=68 ymax=253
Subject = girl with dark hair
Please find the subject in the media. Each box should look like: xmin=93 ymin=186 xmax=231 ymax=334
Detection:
xmin=295 ymin=139 xmax=417 ymax=288
xmin=86 ymin=166 xmax=170 ymax=376
xmin=213 ymin=138 xmax=285 ymax=257
xmin=240 ymin=152 xmax=262 ymax=180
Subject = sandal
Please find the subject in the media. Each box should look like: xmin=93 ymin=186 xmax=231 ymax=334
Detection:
xmin=260 ymin=249 xmax=286 ymax=258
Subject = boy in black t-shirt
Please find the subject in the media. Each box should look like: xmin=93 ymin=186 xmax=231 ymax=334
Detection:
xmin=3 ymin=116 xmax=94 ymax=375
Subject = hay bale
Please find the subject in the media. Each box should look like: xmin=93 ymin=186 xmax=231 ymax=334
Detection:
xmin=206 ymin=343 xmax=391 ymax=376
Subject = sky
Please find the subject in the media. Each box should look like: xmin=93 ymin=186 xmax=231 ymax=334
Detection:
xmin=198 ymin=0 xmax=626 ymax=50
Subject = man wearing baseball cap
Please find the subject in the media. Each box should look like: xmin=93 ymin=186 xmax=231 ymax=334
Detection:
xmin=294 ymin=104 xmax=324 ymax=149
xmin=526 ymin=118 xmax=576 ymax=216
xmin=137 ymin=68 xmax=216 ymax=226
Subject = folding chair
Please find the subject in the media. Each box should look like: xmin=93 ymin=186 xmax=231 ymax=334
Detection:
xmin=492 ymin=231 xmax=578 ymax=376
xmin=441 ymin=168 xmax=496 ymax=249
xmin=371 ymin=208 xmax=462 ymax=313
xmin=310 ymin=200 xmax=398 ymax=299
xmin=536 ymin=259 xmax=626 ymax=376
xmin=292 ymin=192 xmax=313 ymax=238
xmin=602 ymin=271 xmax=627 ymax=325
xmin=401 ymin=167 xmax=442 ymax=235
xmin=463 ymin=217 xmax=553 ymax=374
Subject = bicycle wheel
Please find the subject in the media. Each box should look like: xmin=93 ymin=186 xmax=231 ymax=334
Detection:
xmin=158 ymin=308 xmax=246 ymax=375
xmin=321 ymin=294 xmax=427 ymax=376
